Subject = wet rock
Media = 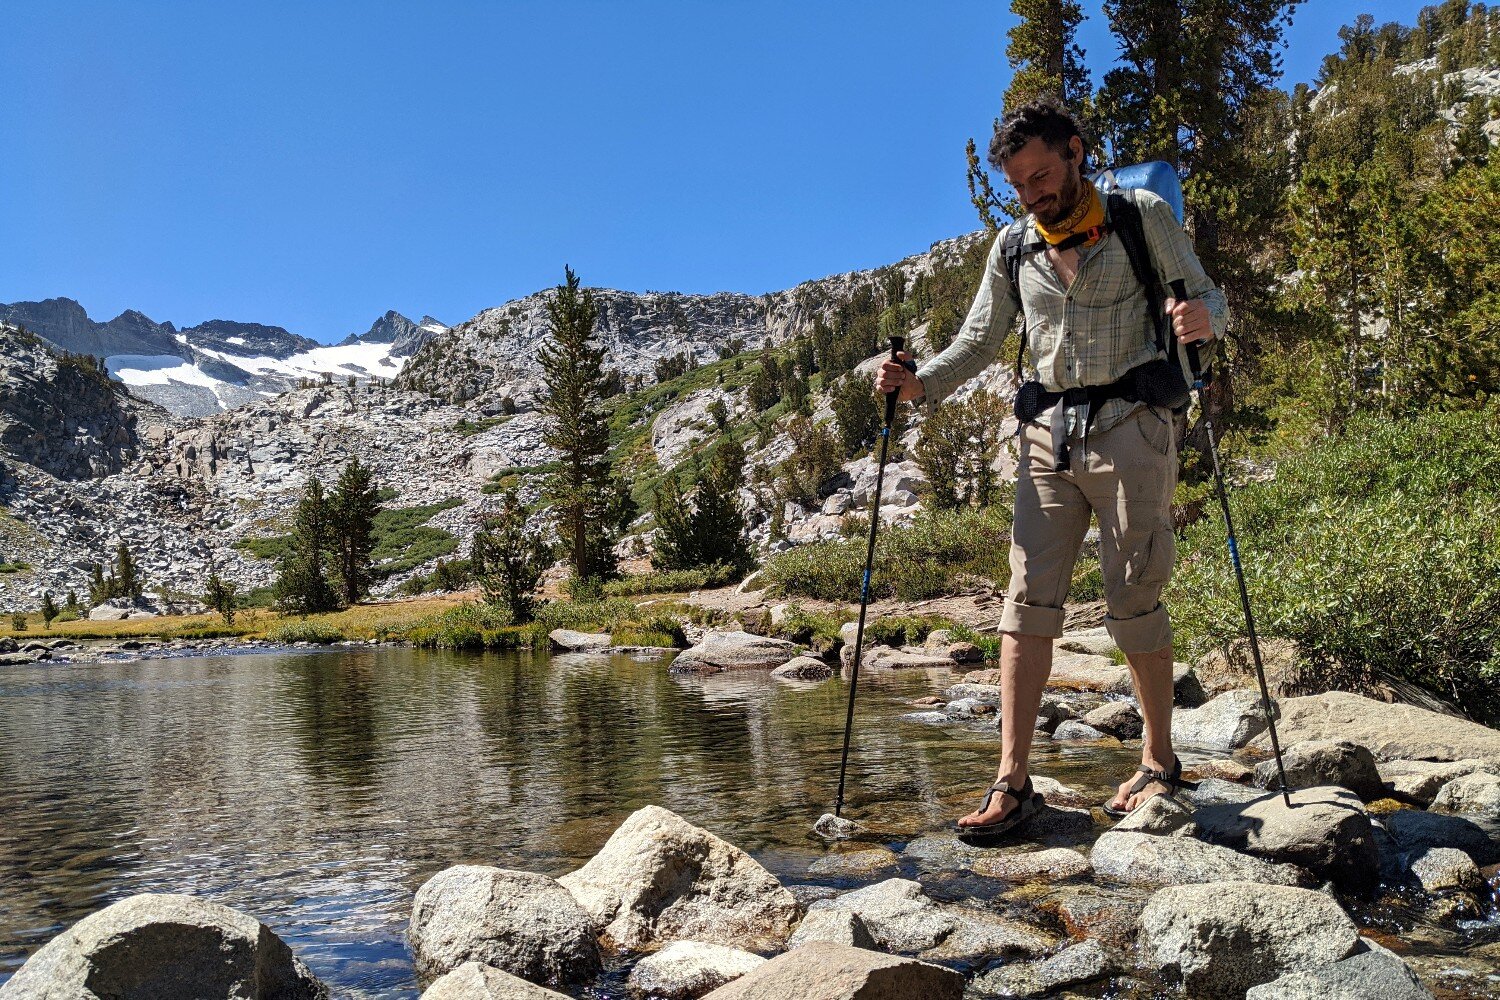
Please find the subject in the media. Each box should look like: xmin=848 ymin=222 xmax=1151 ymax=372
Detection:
xmin=408 ymin=866 xmax=600 ymax=987
xmin=969 ymin=847 xmax=1091 ymax=882
xmin=807 ymin=848 xmax=901 ymax=879
xmin=698 ymin=942 xmax=964 ymax=999
xmin=848 ymin=645 xmax=955 ymax=670
xmin=670 ymin=630 xmax=800 ymax=673
xmin=1255 ymin=740 xmax=1384 ymax=800
xmin=1185 ymin=759 xmax=1255 ymax=784
xmin=1046 ymin=651 xmax=1128 ymax=691
xmin=770 ymin=656 xmax=833 ymax=681
xmin=1377 ymin=759 xmax=1493 ymax=806
xmin=1407 ymin=846 xmax=1485 ymax=895
xmin=1052 ymin=720 xmax=1110 ymax=741
xmin=807 ymin=878 xmax=1054 ymax=965
xmin=1029 ymin=775 xmax=1093 ymax=809
xmin=558 ymin=806 xmax=800 ymax=953
xmin=912 ymin=695 xmax=946 ymax=706
xmin=1091 ymin=830 xmax=1309 ymax=888
xmin=1172 ymin=688 xmax=1272 ymax=751
xmin=898 ymin=710 xmax=949 ymax=725
xmin=422 ymin=962 xmax=571 ymax=999
xmin=1262 ymin=691 xmax=1500 ymax=770
xmin=944 ymin=697 xmax=996 ymax=719
xmin=1111 ymin=793 xmax=1197 ymax=837
xmin=1381 ymin=808 xmax=1500 ymax=866
xmin=1243 ymin=942 xmax=1434 ymax=1000
xmin=1431 ymin=771 xmax=1500 ymax=818
xmin=0 ymin=636 xmax=16 ymax=653
xmin=788 ymin=909 xmax=877 ymax=950
xmin=0 ymin=892 xmax=326 ymax=1000
xmin=1138 ymin=882 xmax=1362 ymax=997
xmin=969 ymin=939 xmax=1119 ymax=999
xmin=1083 ymin=701 xmax=1143 ymax=739
xmin=944 ymin=682 xmax=1001 ymax=704
xmin=1192 ymin=785 xmax=1380 ymax=892
xmin=626 ymin=941 xmax=767 ymax=1000
xmin=1039 ymin=884 xmax=1148 ymax=948
xmin=548 ymin=629 xmax=611 ymax=651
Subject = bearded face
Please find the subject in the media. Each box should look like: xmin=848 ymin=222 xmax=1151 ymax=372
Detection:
xmin=1000 ymin=136 xmax=1087 ymax=225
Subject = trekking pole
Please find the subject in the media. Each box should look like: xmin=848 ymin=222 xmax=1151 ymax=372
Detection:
xmin=1174 ymin=280 xmax=1293 ymax=808
xmin=833 ymin=335 xmax=906 ymax=818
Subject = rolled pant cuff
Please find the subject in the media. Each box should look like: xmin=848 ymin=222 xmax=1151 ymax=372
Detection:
xmin=1000 ymin=599 xmax=1066 ymax=639
xmin=1105 ymin=603 xmax=1172 ymax=654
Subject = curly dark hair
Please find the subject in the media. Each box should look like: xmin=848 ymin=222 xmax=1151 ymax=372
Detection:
xmin=989 ymin=100 xmax=1089 ymax=170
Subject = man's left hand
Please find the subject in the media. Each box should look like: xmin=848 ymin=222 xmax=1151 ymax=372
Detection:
xmin=1166 ymin=296 xmax=1213 ymax=344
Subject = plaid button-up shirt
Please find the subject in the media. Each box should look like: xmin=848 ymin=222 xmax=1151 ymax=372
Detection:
xmin=914 ymin=188 xmax=1228 ymax=434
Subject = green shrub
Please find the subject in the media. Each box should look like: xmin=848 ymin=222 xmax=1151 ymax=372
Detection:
xmin=563 ymin=575 xmax=605 ymax=602
xmin=610 ymin=626 xmax=678 ymax=648
xmin=602 ymin=563 xmax=742 ymax=597
xmin=402 ymin=602 xmax=523 ymax=649
xmin=1170 ymin=408 xmax=1500 ymax=722
xmin=947 ymin=623 xmax=1002 ymax=661
xmin=370 ymin=499 xmax=463 ymax=576
xmin=267 ymin=621 xmax=346 ymax=644
xmin=0 ymin=562 xmax=31 ymax=574
xmin=52 ymin=611 xmax=80 ymax=624
xmin=770 ymin=605 xmax=847 ymax=654
xmin=864 ymin=614 xmax=952 ymax=647
xmin=765 ymin=504 xmax=1013 ymax=602
xmin=1068 ymin=563 xmax=1104 ymax=602
xmin=234 ymin=535 xmax=292 ymax=560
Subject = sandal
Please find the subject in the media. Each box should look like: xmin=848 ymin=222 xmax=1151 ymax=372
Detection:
xmin=954 ymin=777 xmax=1046 ymax=843
xmin=1101 ymin=756 xmax=1199 ymax=818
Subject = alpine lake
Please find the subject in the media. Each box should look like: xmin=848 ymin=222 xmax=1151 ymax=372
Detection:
xmin=1 ymin=645 xmax=1496 ymax=997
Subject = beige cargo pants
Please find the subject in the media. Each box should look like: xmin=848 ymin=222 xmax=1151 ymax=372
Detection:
xmin=998 ymin=404 xmax=1177 ymax=654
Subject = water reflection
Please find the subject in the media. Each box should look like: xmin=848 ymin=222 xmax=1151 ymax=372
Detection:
xmin=7 ymin=648 xmax=1482 ymax=998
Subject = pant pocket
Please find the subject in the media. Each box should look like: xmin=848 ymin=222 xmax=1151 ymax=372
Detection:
xmin=1133 ymin=407 xmax=1174 ymax=457
xmin=1124 ymin=526 xmax=1176 ymax=587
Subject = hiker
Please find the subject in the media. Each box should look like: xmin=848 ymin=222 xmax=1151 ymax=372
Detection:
xmin=874 ymin=100 xmax=1227 ymax=835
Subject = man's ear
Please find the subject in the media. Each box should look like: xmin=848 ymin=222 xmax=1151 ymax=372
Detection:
xmin=1067 ymin=135 xmax=1084 ymax=163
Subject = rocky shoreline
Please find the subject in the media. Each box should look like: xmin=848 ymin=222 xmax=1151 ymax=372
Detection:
xmin=4 ymin=620 xmax=1500 ymax=998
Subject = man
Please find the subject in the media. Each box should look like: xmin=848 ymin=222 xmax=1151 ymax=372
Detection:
xmin=875 ymin=101 xmax=1227 ymax=834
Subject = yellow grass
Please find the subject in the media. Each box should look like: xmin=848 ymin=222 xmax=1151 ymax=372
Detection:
xmin=0 ymin=593 xmax=474 ymax=642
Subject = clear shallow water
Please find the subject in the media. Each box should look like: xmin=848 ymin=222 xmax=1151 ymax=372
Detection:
xmin=0 ymin=647 xmax=1494 ymax=997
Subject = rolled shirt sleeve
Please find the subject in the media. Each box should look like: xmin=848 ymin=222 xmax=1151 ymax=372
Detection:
xmin=911 ymin=231 xmax=1020 ymax=418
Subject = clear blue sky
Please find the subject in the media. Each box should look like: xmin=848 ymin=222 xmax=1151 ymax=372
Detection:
xmin=1 ymin=1 xmax=1432 ymax=343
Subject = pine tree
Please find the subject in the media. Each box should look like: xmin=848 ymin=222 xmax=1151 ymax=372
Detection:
xmin=274 ymin=476 xmax=341 ymax=614
xmin=88 ymin=563 xmax=108 ymax=605
xmin=65 ymin=590 xmax=79 ymax=614
xmin=329 ymin=456 xmax=380 ymax=606
xmin=40 ymin=592 xmax=58 ymax=629
xmin=475 ymin=488 xmax=553 ymax=623
xmin=651 ymin=473 xmax=697 ymax=570
xmin=831 ymin=375 xmax=882 ymax=458
xmin=537 ymin=267 xmax=630 ymax=587
xmin=205 ymin=569 xmax=238 ymax=625
xmin=912 ymin=389 xmax=1010 ymax=509
xmin=114 ymin=542 xmax=142 ymax=601
xmin=691 ymin=444 xmax=754 ymax=579
xmin=1004 ymin=0 xmax=1091 ymax=112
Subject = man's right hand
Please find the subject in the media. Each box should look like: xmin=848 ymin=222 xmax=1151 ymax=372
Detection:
xmin=874 ymin=351 xmax=925 ymax=403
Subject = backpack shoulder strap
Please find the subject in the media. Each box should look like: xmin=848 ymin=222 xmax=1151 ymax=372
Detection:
xmin=1107 ymin=191 xmax=1169 ymax=355
xmin=1001 ymin=218 xmax=1044 ymax=378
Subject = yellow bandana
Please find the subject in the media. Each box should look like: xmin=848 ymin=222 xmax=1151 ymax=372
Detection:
xmin=1034 ymin=180 xmax=1106 ymax=250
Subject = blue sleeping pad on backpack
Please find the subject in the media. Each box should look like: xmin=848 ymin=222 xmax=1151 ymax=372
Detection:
xmin=1090 ymin=161 xmax=1184 ymax=225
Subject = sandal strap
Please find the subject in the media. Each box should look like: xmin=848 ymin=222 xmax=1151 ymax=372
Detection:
xmin=979 ymin=776 xmax=1034 ymax=812
xmin=1125 ymin=758 xmax=1198 ymax=797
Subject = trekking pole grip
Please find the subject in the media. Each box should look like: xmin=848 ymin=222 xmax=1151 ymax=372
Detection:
xmin=883 ymin=336 xmax=905 ymax=426
xmin=1168 ymin=279 xmax=1204 ymax=388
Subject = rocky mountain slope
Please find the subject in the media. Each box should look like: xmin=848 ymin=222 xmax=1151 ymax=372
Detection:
xmin=0 ymin=232 xmax=991 ymax=611
xmin=0 ymin=298 xmax=447 ymax=417
xmin=395 ymin=235 xmax=986 ymax=409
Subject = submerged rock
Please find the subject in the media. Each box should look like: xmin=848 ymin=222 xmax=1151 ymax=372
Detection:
xmin=0 ymin=893 xmax=327 ymax=1000
xmin=970 ymin=939 xmax=1120 ymax=999
xmin=698 ymin=942 xmax=964 ymax=999
xmin=1138 ymin=882 xmax=1362 ymax=997
xmin=408 ymin=866 xmax=600 ymax=987
xmin=558 ymin=805 xmax=800 ymax=953
xmin=969 ymin=847 xmax=1091 ymax=882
